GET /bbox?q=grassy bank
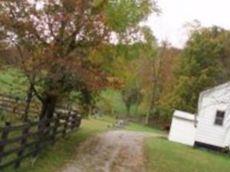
[5,117,115,172]
[145,137,230,172]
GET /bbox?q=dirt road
[61,130,159,172]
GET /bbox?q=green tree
[168,27,228,113]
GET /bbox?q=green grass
[125,122,165,134]
[4,117,115,172]
[0,68,27,98]
[145,138,230,172]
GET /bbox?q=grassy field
[145,137,230,172]
[5,117,115,172]
[125,122,165,135]
[0,68,27,97]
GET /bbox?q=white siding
[196,85,230,148]
[169,111,196,146]
[224,129,230,147]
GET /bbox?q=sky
[146,0,230,48]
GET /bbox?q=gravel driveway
[61,130,159,172]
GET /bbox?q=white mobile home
[169,82,230,150]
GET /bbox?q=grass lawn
[125,122,165,135]
[145,137,230,172]
[0,68,27,98]
[4,117,115,172]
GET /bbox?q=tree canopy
[165,27,230,113]
[0,0,157,119]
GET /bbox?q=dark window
[214,110,225,126]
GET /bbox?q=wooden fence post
[76,115,81,128]
[15,123,30,169]
[62,115,69,137]
[0,122,11,163]
[70,113,76,131]
[33,119,45,157]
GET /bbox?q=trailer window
[214,110,225,126]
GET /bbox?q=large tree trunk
[39,95,57,120]
[80,88,93,118]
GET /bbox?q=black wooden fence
[0,112,81,170]
[0,93,40,116]
[0,93,80,118]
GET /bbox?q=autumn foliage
[0,0,155,119]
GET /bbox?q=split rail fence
[0,94,82,170]
[0,112,81,170]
